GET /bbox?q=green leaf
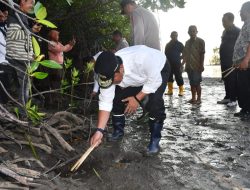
[35,6,47,20]
[34,2,43,14]
[25,134,40,160]
[14,107,20,119]
[36,19,57,28]
[39,60,63,69]
[30,62,40,73]
[32,37,40,57]
[31,72,48,80]
[25,99,32,109]
[35,54,45,62]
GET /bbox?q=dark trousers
[168,62,184,86]
[0,64,11,104]
[112,61,170,121]
[237,69,250,112]
[223,69,237,101]
[8,59,29,105]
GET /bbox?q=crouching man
[90,45,170,154]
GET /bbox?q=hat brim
[97,74,113,89]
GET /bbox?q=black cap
[94,51,122,89]
[120,0,135,14]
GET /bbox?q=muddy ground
[1,77,250,190]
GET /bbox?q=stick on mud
[70,142,98,172]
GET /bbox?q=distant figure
[47,30,75,104]
[217,13,240,107]
[120,0,160,50]
[165,31,184,96]
[112,30,129,52]
[232,1,250,118]
[183,25,205,104]
[0,3,9,104]
[48,30,75,65]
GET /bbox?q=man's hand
[90,131,103,147]
[32,23,42,33]
[122,96,139,114]
[90,91,97,98]
[69,38,76,46]
[238,59,249,70]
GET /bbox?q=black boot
[111,115,125,141]
[147,119,163,154]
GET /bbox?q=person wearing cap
[90,45,170,154]
[120,0,160,50]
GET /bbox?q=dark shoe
[234,109,249,117]
[147,119,163,154]
[111,115,125,141]
[217,99,230,104]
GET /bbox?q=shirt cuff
[99,101,113,112]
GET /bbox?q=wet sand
[58,77,250,190]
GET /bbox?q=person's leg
[234,70,249,117]
[187,71,197,103]
[0,65,9,104]
[173,63,184,96]
[146,62,168,153]
[111,86,142,140]
[228,70,237,102]
[190,86,196,103]
[246,69,250,112]
[196,84,201,103]
[194,71,202,104]
[166,63,174,95]
[9,60,29,105]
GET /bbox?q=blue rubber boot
[147,119,163,154]
[111,115,125,141]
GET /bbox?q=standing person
[0,3,9,104]
[112,30,129,52]
[233,1,250,118]
[90,45,170,154]
[120,0,160,50]
[182,25,205,104]
[165,31,184,96]
[48,30,75,65]
[217,13,240,107]
[47,29,75,104]
[6,0,41,105]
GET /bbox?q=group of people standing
[217,3,250,119]
[0,0,250,154]
[0,0,75,109]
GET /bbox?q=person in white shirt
[0,3,9,104]
[90,45,170,154]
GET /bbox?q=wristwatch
[96,128,105,134]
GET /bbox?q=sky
[155,0,247,64]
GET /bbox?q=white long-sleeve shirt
[0,25,8,65]
[99,45,166,112]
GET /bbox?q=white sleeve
[93,73,99,93]
[99,85,116,112]
[142,54,166,94]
